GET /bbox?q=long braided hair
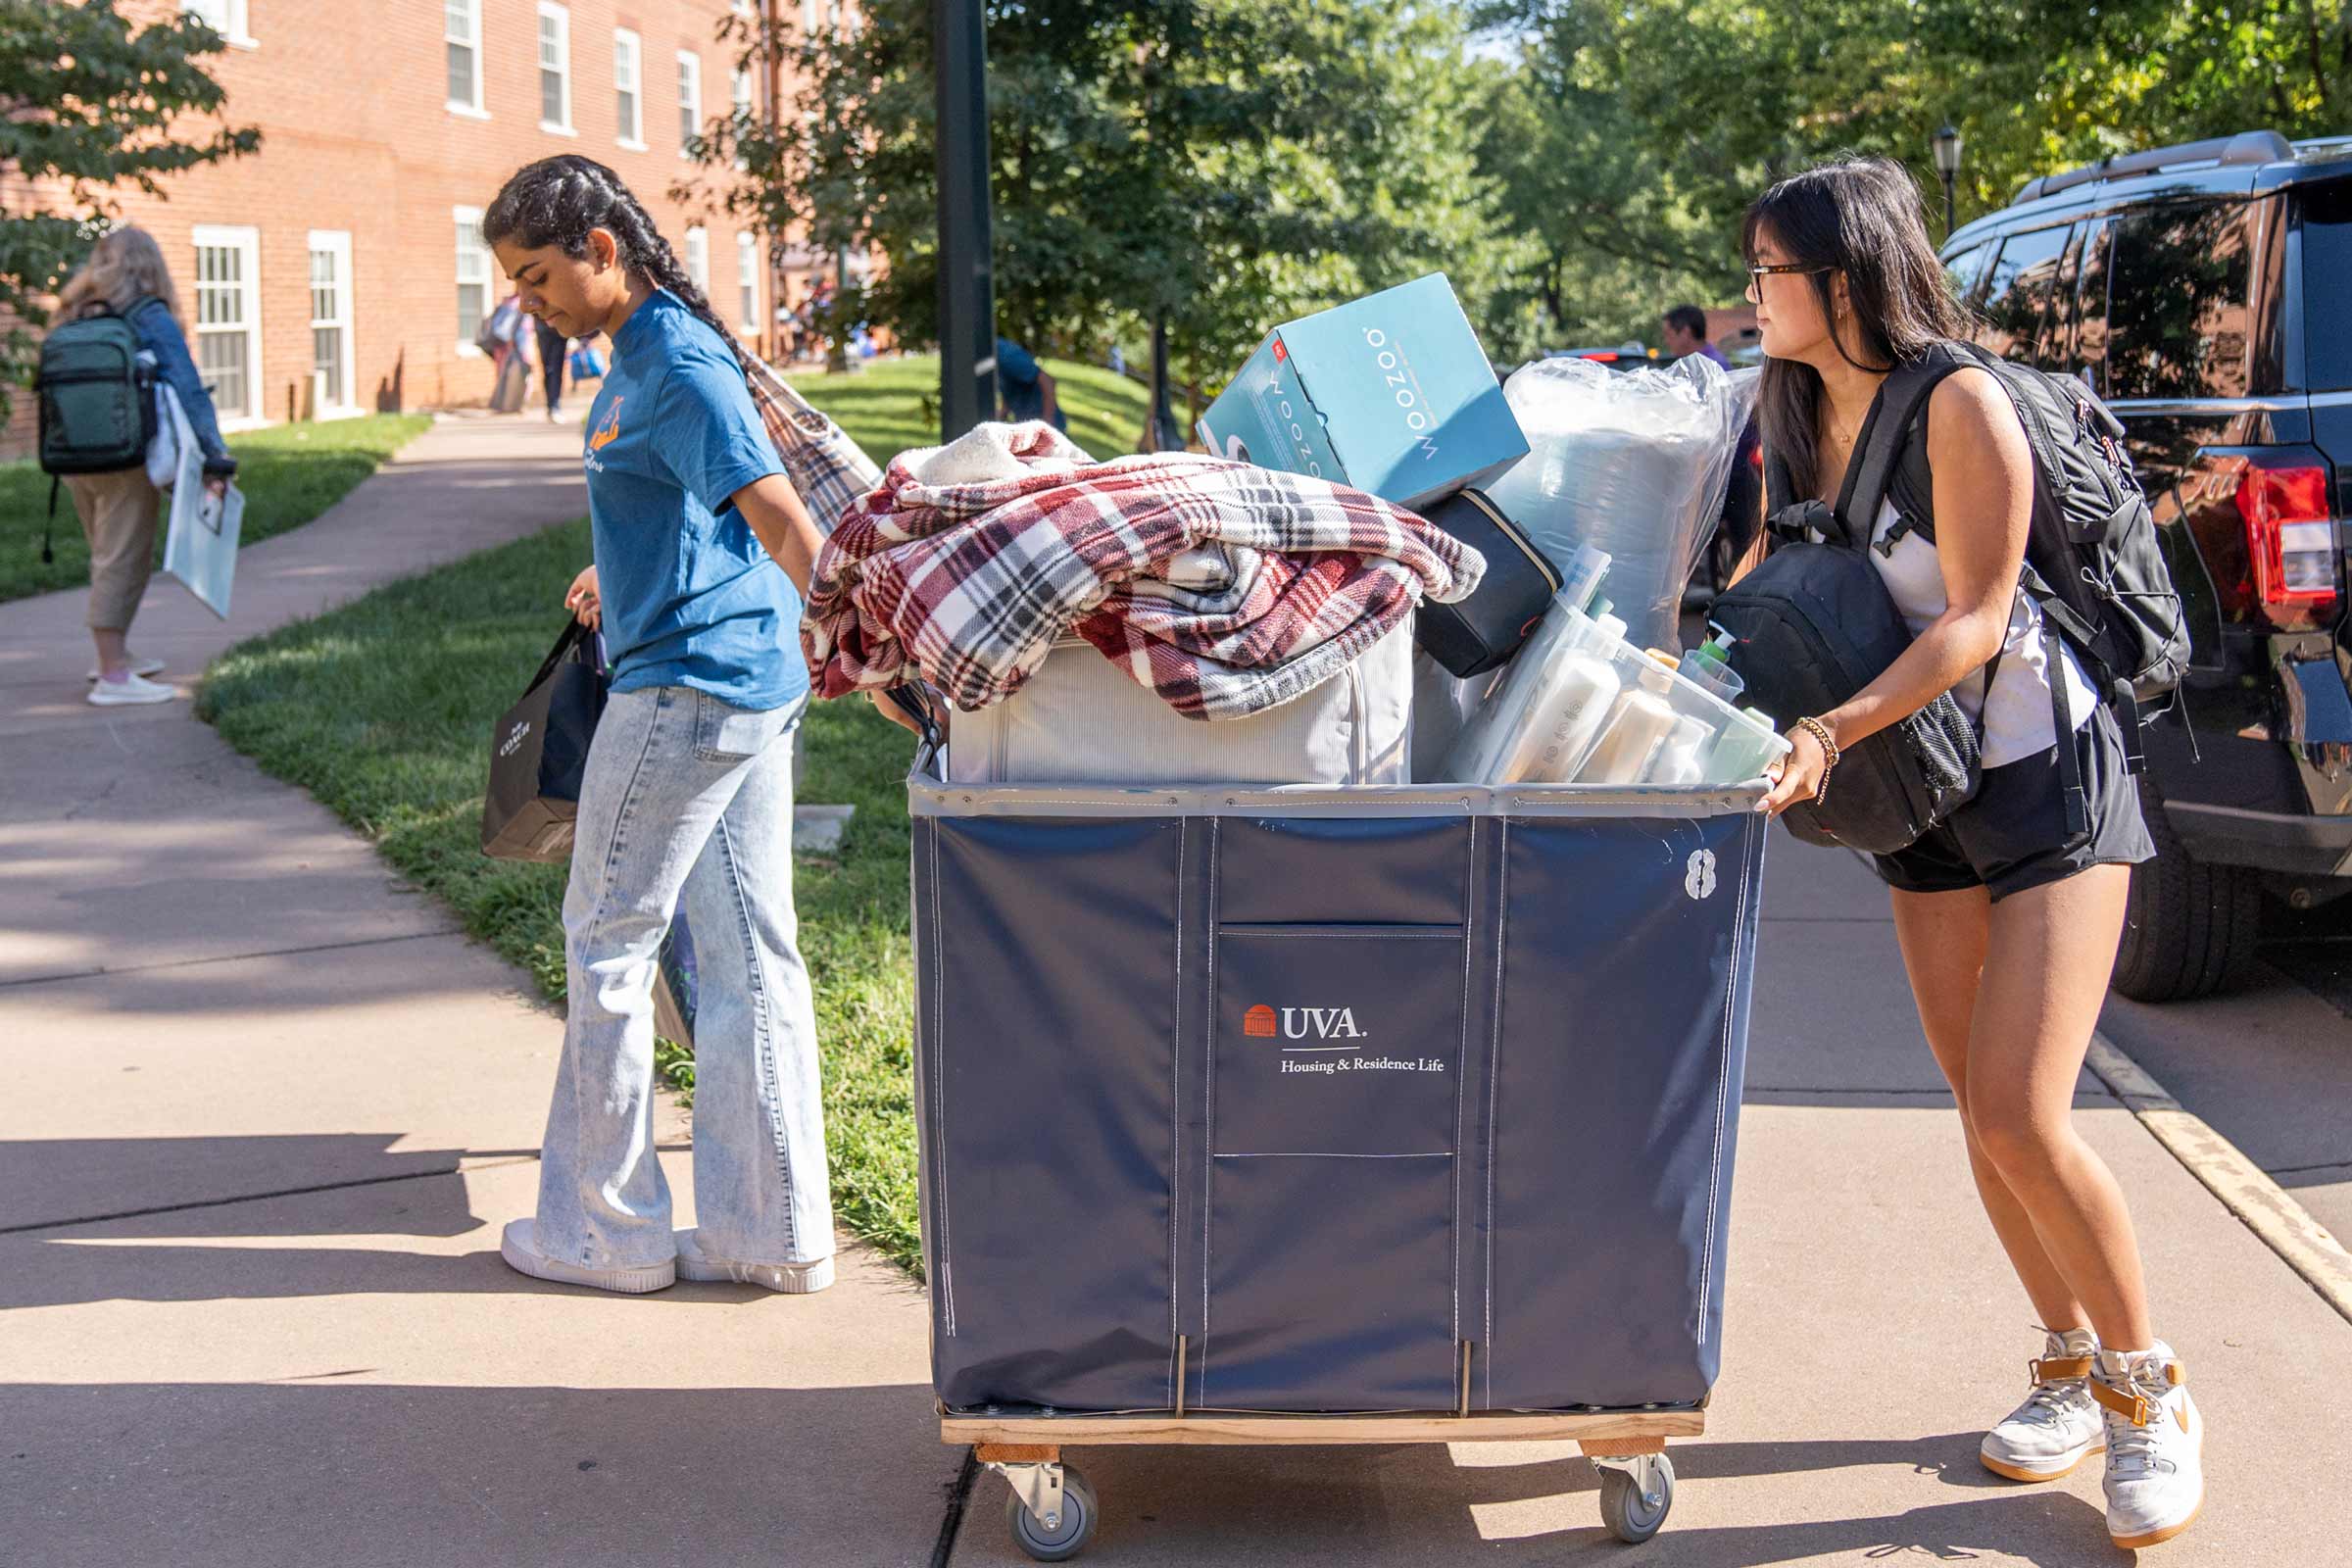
[482,154,754,378]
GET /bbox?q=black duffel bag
[481,619,609,862]
[1712,498,1982,855]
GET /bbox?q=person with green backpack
[45,226,235,706]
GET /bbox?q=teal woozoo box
[1196,273,1528,513]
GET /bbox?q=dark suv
[1943,130,2352,1000]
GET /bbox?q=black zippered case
[1413,488,1561,676]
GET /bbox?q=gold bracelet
[1793,716,1840,806]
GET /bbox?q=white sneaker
[87,671,177,707]
[674,1229,834,1294]
[2094,1342,2204,1549]
[1981,1327,2104,1482]
[499,1217,675,1295]
[86,656,167,680]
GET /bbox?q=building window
[730,67,753,168]
[445,0,484,114]
[308,231,356,415]
[737,232,760,332]
[191,225,261,422]
[537,3,572,133]
[613,28,644,149]
[455,206,491,351]
[676,51,702,156]
[685,226,710,297]
[182,0,253,46]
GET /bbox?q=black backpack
[34,297,160,563]
[1857,340,2188,715]
[1712,514,1984,855]
[1722,339,2188,848]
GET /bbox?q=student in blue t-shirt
[481,155,846,1298]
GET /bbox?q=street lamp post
[1932,122,1965,238]
[934,0,996,441]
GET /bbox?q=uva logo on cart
[1686,848,1718,902]
[1246,1004,1367,1041]
[499,718,533,759]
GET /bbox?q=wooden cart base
[947,1409,1701,1559]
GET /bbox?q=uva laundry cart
[906,758,1769,1559]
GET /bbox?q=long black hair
[483,154,753,378]
[1740,155,1974,504]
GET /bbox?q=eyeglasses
[1744,262,1828,302]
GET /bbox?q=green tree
[0,0,259,412]
[687,1,1527,425]
[1479,0,2352,347]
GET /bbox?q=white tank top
[1814,500,2096,769]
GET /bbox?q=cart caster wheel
[1597,1453,1673,1544]
[1005,1465,1097,1562]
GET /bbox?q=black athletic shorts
[1869,703,2156,904]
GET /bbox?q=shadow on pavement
[1,1381,956,1568]
[959,1436,2117,1566]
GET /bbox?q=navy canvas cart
[906,760,1769,1557]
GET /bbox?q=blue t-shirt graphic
[581,290,804,710]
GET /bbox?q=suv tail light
[2234,463,2340,615]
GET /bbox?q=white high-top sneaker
[2093,1342,2204,1549]
[1980,1327,2104,1482]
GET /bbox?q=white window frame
[684,226,710,297]
[455,205,492,357]
[190,224,263,428]
[445,0,487,118]
[612,28,645,150]
[736,232,761,333]
[536,2,574,136]
[182,0,256,49]
[675,50,702,158]
[307,230,359,419]
[729,67,753,168]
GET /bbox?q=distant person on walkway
[995,335,1065,431]
[1744,157,2193,1552]
[485,291,533,414]
[53,226,235,707]
[534,316,572,421]
[1661,304,1731,369]
[483,153,836,1297]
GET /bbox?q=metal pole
[1148,315,1179,452]
[762,0,783,366]
[934,0,995,441]
[1941,172,1956,238]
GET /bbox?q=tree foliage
[0,0,259,403]
[1474,0,2352,347]
[691,1,1526,406]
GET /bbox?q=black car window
[2074,219,2112,390]
[1942,242,1990,307]
[2105,199,2253,401]
[2295,177,2352,390]
[2035,224,2090,366]
[1977,224,2071,364]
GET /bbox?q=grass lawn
[786,353,1153,473]
[0,413,432,605]
[197,359,1151,1276]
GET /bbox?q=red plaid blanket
[802,423,1485,720]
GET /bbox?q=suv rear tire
[2112,777,2263,1002]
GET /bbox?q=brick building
[6,0,822,457]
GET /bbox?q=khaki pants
[67,468,162,632]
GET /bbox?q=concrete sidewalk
[0,412,957,1565]
[6,417,2350,1565]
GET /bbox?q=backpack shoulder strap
[1837,341,1972,550]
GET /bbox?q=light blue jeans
[533,684,832,1271]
